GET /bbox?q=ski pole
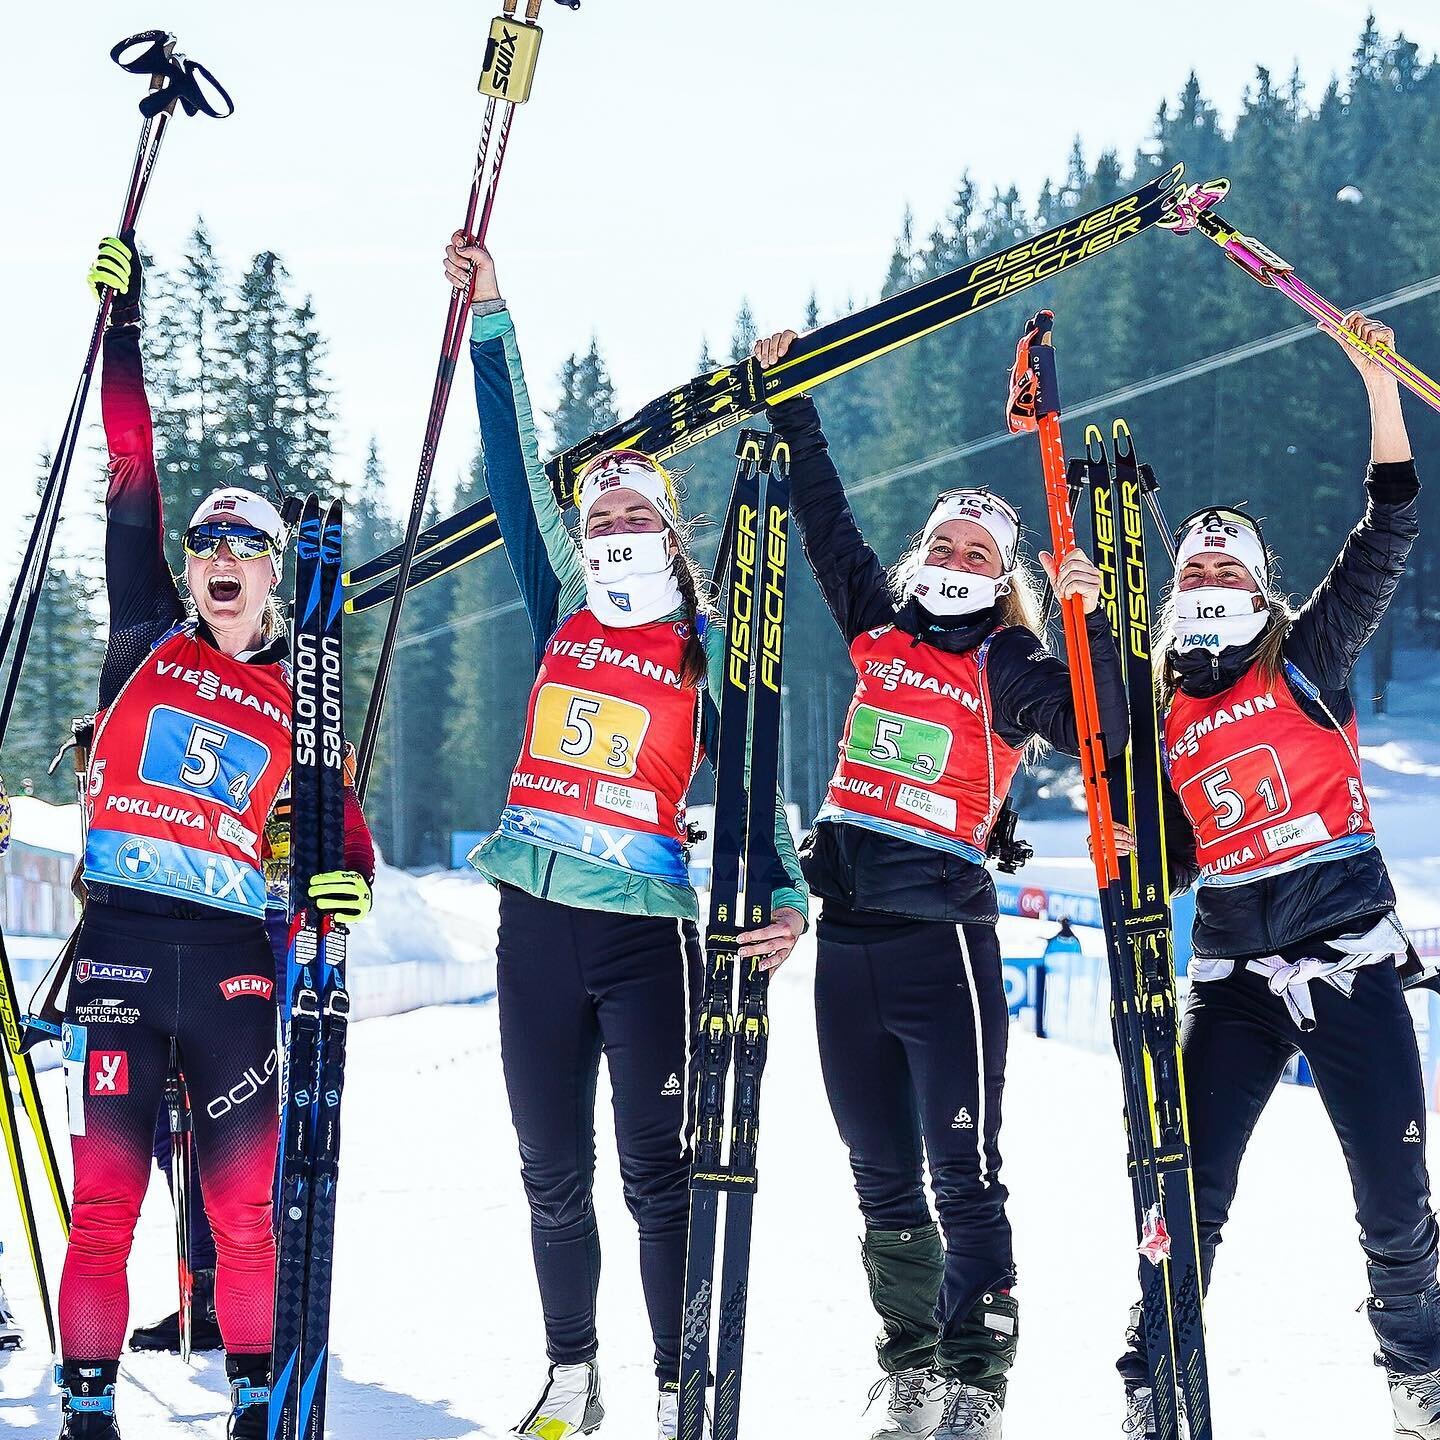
[164,1044,196,1363]
[1037,457,1087,632]
[1162,178,1440,414]
[0,33,233,752]
[353,0,576,800]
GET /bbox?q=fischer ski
[1161,178,1440,414]
[344,166,1186,612]
[271,496,348,1440]
[678,430,791,1440]
[1087,421,1212,1439]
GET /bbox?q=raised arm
[94,239,182,633]
[450,236,583,665]
[1288,312,1419,688]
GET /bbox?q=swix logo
[220,974,276,1002]
[488,23,521,95]
[206,1049,279,1120]
[88,1051,129,1096]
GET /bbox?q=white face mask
[908,565,1008,618]
[1173,586,1269,654]
[581,531,683,627]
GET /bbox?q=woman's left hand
[1040,547,1102,615]
[753,330,798,368]
[737,905,804,972]
[1322,310,1398,388]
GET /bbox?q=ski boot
[1388,1367,1440,1438]
[933,1379,1003,1440]
[57,1360,121,1439]
[865,1367,948,1437]
[511,1362,604,1438]
[1120,1383,1155,1438]
[655,1381,710,1439]
[127,1268,223,1353]
[225,1354,271,1440]
[0,1272,22,1352]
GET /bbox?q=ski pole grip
[478,11,544,103]
[110,30,176,76]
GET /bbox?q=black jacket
[1163,461,1419,960]
[768,395,1128,924]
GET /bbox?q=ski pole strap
[111,31,235,118]
[1004,309,1060,430]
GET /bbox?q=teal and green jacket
[465,301,809,926]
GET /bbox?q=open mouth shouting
[207,575,243,605]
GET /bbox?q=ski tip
[1112,418,1136,463]
[1084,422,1105,450]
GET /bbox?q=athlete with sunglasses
[57,236,376,1440]
[444,235,808,1440]
[1110,314,1440,1439]
[753,328,1124,1440]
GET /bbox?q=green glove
[87,234,142,325]
[308,869,372,924]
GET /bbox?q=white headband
[919,489,1020,572]
[1175,511,1269,590]
[578,453,680,532]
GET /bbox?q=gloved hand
[308,869,372,924]
[87,233,142,326]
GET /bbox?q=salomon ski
[271,496,348,1440]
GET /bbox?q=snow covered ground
[0,923,1414,1439]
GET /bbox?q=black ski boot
[57,1359,121,1439]
[127,1268,223,1353]
[225,1353,271,1440]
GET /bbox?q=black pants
[496,883,701,1384]
[1119,961,1440,1383]
[815,903,1015,1354]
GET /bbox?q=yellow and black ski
[345,165,1185,614]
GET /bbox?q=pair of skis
[1008,315,1210,1440]
[677,431,792,1440]
[271,496,350,1440]
[341,165,1188,615]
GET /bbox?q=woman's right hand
[445,230,500,303]
[88,235,135,303]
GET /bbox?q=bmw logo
[116,838,160,881]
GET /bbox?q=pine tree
[547,339,619,453]
[728,300,759,365]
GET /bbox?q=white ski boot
[865,1367,948,1437]
[1390,1366,1440,1438]
[655,1384,709,1439]
[511,1362,604,1438]
[933,1379,1003,1439]
[0,1274,21,1352]
[1120,1384,1155,1438]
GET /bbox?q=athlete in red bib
[756,327,1124,1438]
[1111,313,1440,1440]
[56,237,375,1440]
[450,237,809,1440]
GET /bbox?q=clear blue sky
[2,0,1435,561]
